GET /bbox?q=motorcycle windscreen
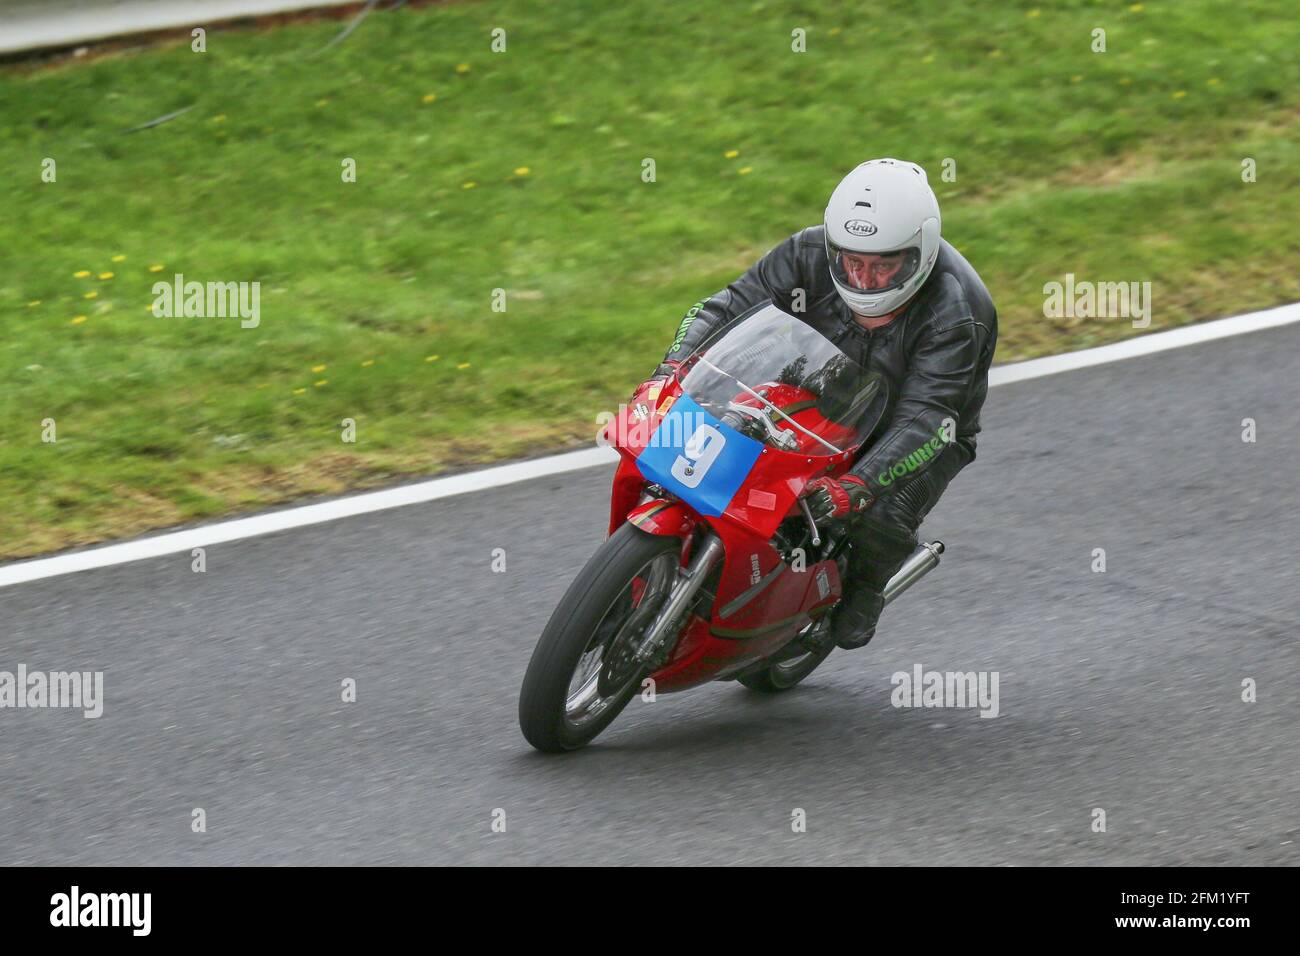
[676,303,890,455]
[634,392,764,517]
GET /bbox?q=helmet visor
[827,241,921,294]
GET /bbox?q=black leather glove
[803,474,875,523]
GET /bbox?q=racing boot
[831,526,916,650]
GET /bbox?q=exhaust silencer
[882,541,945,606]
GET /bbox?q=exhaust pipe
[882,541,945,606]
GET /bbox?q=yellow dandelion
[921,53,935,64]
[514,166,530,176]
[99,272,114,279]
[1027,9,1041,17]
[315,99,329,108]
[149,264,164,272]
[425,355,440,362]
[111,254,126,263]
[724,149,740,158]
[455,63,470,74]
[311,364,327,373]
[423,93,437,103]
[74,270,91,278]
[84,291,98,299]
[71,315,87,325]
[145,305,155,313]
[1207,77,1221,86]
[1129,3,1144,11]
[1173,90,1186,99]
[361,359,375,367]
[738,166,753,175]
[293,387,306,395]
[314,380,328,387]
[829,27,842,36]
[213,114,227,123]
[456,362,471,369]
[988,49,1003,58]
[1071,74,1083,83]
[462,181,477,189]
[27,300,41,307]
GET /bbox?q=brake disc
[597,628,645,698]
[597,594,670,697]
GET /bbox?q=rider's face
[839,251,906,291]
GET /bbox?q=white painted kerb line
[989,301,1300,386]
[0,447,618,588]
[2,302,1298,589]
[0,1,359,56]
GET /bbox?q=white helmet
[823,158,941,317]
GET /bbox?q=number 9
[671,424,726,488]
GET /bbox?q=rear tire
[519,523,682,752]
[736,621,834,693]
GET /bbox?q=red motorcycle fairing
[604,379,860,540]
[602,375,855,693]
[624,497,696,538]
[648,540,844,692]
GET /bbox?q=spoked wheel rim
[563,551,679,730]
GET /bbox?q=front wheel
[519,523,683,752]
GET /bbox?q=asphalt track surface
[2,323,1297,865]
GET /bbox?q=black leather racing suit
[653,226,998,591]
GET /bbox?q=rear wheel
[736,619,834,693]
[519,523,683,752]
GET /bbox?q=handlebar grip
[720,410,747,431]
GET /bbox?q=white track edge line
[3,302,1298,588]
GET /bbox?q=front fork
[632,532,725,666]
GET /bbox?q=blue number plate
[635,393,764,517]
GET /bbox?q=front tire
[519,523,682,752]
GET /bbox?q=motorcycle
[518,303,947,751]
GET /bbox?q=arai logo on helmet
[844,219,877,237]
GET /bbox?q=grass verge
[1,0,1297,559]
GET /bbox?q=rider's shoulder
[914,240,996,332]
[793,224,827,250]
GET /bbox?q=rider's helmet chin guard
[823,158,942,317]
